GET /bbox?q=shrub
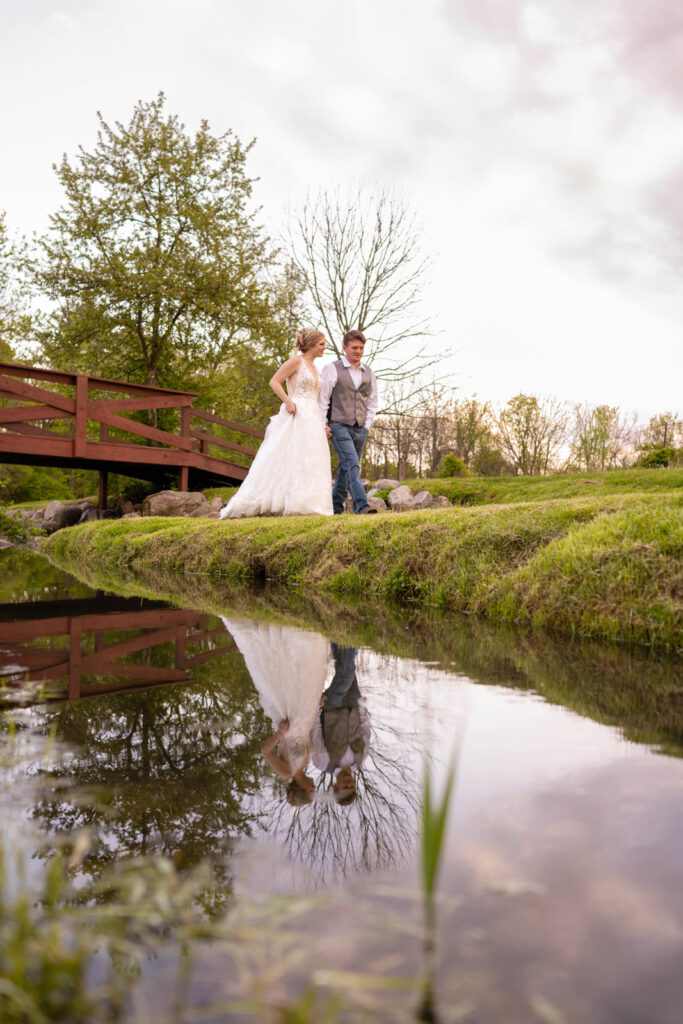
[638,445,681,469]
[437,454,468,478]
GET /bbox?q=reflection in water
[222,617,419,883]
[2,548,683,1023]
[220,617,327,806]
[0,596,236,703]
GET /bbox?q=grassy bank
[36,545,683,755]
[45,490,682,651]
[402,466,683,505]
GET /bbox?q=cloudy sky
[2,0,682,419]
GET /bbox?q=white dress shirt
[318,356,379,429]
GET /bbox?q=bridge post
[98,470,108,512]
[74,375,88,458]
[68,619,82,701]
[178,405,191,491]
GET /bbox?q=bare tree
[496,393,569,476]
[288,186,437,381]
[415,378,459,475]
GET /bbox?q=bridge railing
[0,361,264,486]
[0,599,237,704]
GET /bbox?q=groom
[319,329,379,515]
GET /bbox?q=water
[1,547,681,1023]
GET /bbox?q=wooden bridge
[0,596,237,704]
[0,361,265,505]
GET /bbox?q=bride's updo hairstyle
[295,327,324,354]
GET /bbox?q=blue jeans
[329,421,369,514]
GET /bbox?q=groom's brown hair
[343,330,366,346]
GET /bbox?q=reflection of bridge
[0,361,265,504]
[0,597,236,703]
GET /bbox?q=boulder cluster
[6,499,103,535]
[3,480,449,544]
[359,478,451,513]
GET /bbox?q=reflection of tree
[280,761,418,887]
[30,651,271,895]
[258,705,422,886]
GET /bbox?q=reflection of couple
[221,618,370,806]
[220,328,379,518]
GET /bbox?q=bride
[220,328,333,518]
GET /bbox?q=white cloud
[0,0,681,415]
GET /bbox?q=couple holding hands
[221,329,378,519]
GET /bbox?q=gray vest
[328,360,373,426]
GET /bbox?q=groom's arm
[319,363,336,433]
[364,371,379,430]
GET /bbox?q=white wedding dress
[221,617,330,773]
[220,359,333,518]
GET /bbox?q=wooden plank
[0,404,70,424]
[3,422,65,439]
[182,644,237,668]
[0,650,69,672]
[68,675,189,698]
[93,406,192,451]
[79,623,197,664]
[0,363,75,386]
[89,393,191,415]
[74,375,88,458]
[0,617,70,642]
[68,619,82,700]
[84,662,187,681]
[190,429,259,457]
[0,374,75,413]
[77,608,203,632]
[0,434,72,457]
[0,361,197,397]
[191,407,265,439]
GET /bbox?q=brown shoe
[360,507,378,514]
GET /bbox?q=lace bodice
[291,359,321,401]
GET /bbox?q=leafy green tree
[450,396,508,475]
[0,211,35,361]
[496,394,568,476]
[36,94,298,420]
[570,403,636,471]
[640,412,681,450]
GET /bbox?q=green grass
[201,485,239,502]
[402,466,683,505]
[44,490,682,651]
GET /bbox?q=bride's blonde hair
[295,327,324,354]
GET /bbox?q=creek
[1,546,681,1024]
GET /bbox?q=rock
[43,501,84,532]
[141,490,207,517]
[430,495,451,508]
[121,512,142,519]
[367,496,388,512]
[387,485,416,511]
[374,478,401,491]
[121,499,136,515]
[412,490,435,510]
[190,497,224,519]
[29,509,45,524]
[77,508,100,524]
[366,487,380,498]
